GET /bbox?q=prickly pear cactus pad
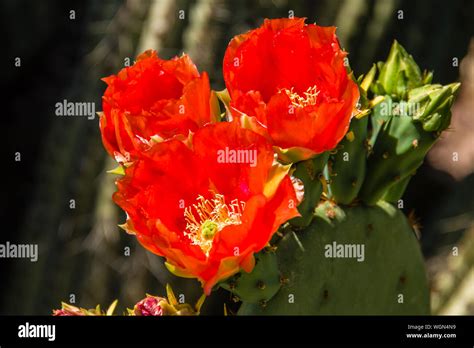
[220,250,281,305]
[238,202,430,315]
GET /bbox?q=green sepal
[409,82,460,132]
[107,165,125,175]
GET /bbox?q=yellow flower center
[281,85,319,108]
[184,193,245,256]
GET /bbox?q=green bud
[372,40,432,100]
[358,41,460,205]
[409,82,460,132]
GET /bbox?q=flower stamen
[184,193,245,256]
[281,85,319,108]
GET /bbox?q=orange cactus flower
[113,122,299,294]
[223,18,360,162]
[100,50,219,164]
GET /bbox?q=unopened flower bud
[133,296,166,316]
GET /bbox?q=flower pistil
[184,193,246,256]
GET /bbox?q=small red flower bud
[133,296,165,316]
[52,303,86,316]
[52,308,84,316]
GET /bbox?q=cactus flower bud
[133,296,165,316]
[372,40,432,100]
[359,40,460,205]
[129,285,207,316]
[409,82,461,132]
[52,303,86,316]
[52,300,117,316]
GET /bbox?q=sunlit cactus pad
[239,201,430,315]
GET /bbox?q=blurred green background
[1,0,474,315]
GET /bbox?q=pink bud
[134,296,164,316]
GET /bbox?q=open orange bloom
[113,122,299,294]
[100,50,219,163]
[223,18,359,162]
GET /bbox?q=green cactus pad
[330,116,369,205]
[289,152,329,227]
[238,201,430,315]
[383,174,412,204]
[220,250,281,304]
[359,96,437,205]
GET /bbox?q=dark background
[1,0,474,315]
